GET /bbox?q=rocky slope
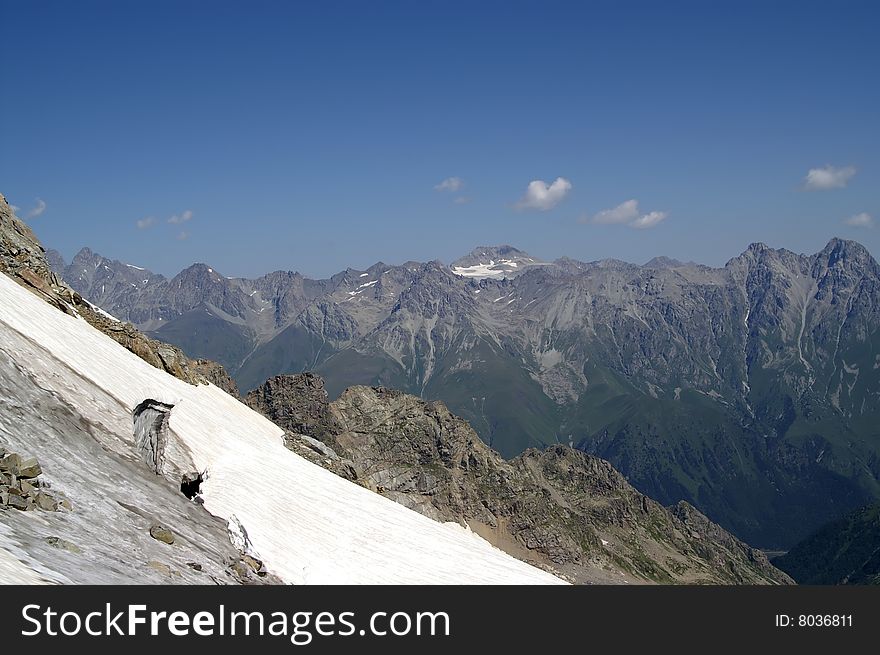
[245,374,791,585]
[53,236,880,548]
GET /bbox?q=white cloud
[591,199,640,224]
[453,196,471,205]
[176,231,189,241]
[630,211,668,229]
[434,177,464,192]
[844,212,873,227]
[136,216,155,230]
[26,198,46,219]
[515,177,572,211]
[588,199,668,229]
[11,205,20,214]
[168,209,194,224]
[804,165,856,190]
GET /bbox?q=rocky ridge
[245,373,792,585]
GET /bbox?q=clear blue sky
[2,0,878,278]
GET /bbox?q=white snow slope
[0,273,563,584]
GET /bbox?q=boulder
[19,480,36,496]
[242,554,265,575]
[149,525,175,545]
[35,492,57,511]
[7,494,29,511]
[0,453,20,472]
[16,457,42,479]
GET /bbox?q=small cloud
[515,177,572,211]
[11,205,20,213]
[434,177,464,192]
[630,210,668,229]
[136,216,155,230]
[176,231,189,241]
[453,196,471,205]
[168,209,194,224]
[804,165,856,191]
[590,199,640,224]
[26,198,47,219]
[844,212,873,228]
[588,199,668,229]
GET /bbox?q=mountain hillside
[774,503,880,584]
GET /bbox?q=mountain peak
[643,256,684,269]
[450,245,544,280]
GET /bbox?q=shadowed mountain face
[52,239,880,548]
[774,503,880,584]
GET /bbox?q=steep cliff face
[0,194,237,395]
[246,374,792,585]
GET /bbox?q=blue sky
[2,0,878,278]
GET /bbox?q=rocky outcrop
[245,373,342,443]
[0,193,238,394]
[0,447,71,512]
[244,374,358,481]
[246,374,792,585]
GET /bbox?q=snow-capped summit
[450,245,545,280]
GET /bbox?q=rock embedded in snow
[149,525,175,545]
[0,448,65,513]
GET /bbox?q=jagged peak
[818,237,872,260]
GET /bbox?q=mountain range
[49,238,880,548]
[1,192,791,584]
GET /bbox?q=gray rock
[7,494,30,511]
[15,457,42,479]
[242,554,265,575]
[44,536,83,554]
[34,492,57,511]
[0,453,20,472]
[146,560,177,577]
[149,525,175,545]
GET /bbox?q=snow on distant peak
[125,263,145,271]
[450,246,547,280]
